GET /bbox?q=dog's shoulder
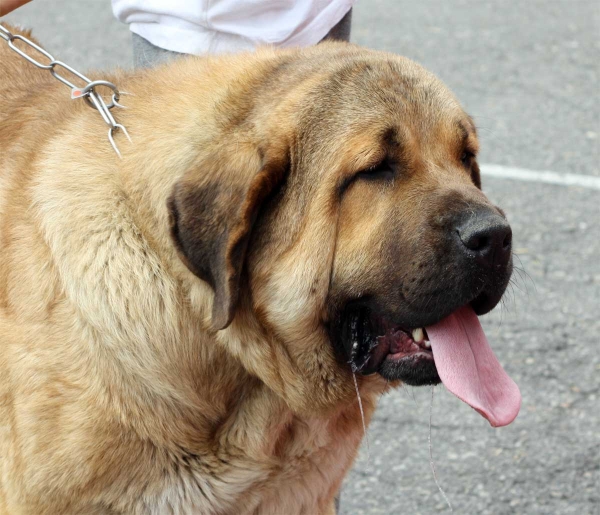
[0,25,52,108]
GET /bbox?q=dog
[0,25,519,514]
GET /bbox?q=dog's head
[167,44,513,415]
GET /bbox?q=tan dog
[0,26,517,514]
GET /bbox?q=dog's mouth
[341,307,438,385]
[338,301,522,427]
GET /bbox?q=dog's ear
[168,145,287,330]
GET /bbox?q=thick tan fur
[0,26,482,514]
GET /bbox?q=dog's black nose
[456,211,512,268]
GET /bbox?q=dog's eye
[355,160,395,182]
[460,151,475,167]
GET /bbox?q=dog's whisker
[508,282,519,309]
[498,297,506,325]
[503,283,514,307]
[400,383,419,407]
[512,267,530,286]
[508,277,526,297]
[409,386,418,405]
[380,379,391,399]
[509,284,517,309]
[512,255,536,292]
[429,386,453,512]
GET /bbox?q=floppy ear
[168,146,287,330]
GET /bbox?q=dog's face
[326,111,511,385]
[169,45,512,410]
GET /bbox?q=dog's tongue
[426,306,521,427]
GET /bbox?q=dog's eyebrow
[382,126,401,148]
[457,119,480,154]
[459,117,478,138]
[457,120,470,142]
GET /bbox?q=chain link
[0,23,130,157]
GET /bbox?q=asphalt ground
[3,1,599,514]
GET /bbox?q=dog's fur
[0,26,492,514]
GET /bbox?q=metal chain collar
[0,23,131,157]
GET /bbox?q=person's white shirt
[112,0,355,55]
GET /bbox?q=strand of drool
[429,386,453,512]
[352,371,370,462]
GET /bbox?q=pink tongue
[426,306,521,427]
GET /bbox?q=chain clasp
[0,23,131,157]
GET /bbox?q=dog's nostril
[503,232,512,249]
[465,234,489,253]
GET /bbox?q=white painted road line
[480,164,600,191]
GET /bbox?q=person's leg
[132,8,352,68]
[320,8,352,43]
[132,33,183,69]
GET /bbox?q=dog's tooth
[412,328,424,343]
[424,340,431,348]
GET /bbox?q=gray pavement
[3,1,599,514]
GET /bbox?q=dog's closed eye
[355,159,395,182]
[460,150,475,168]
